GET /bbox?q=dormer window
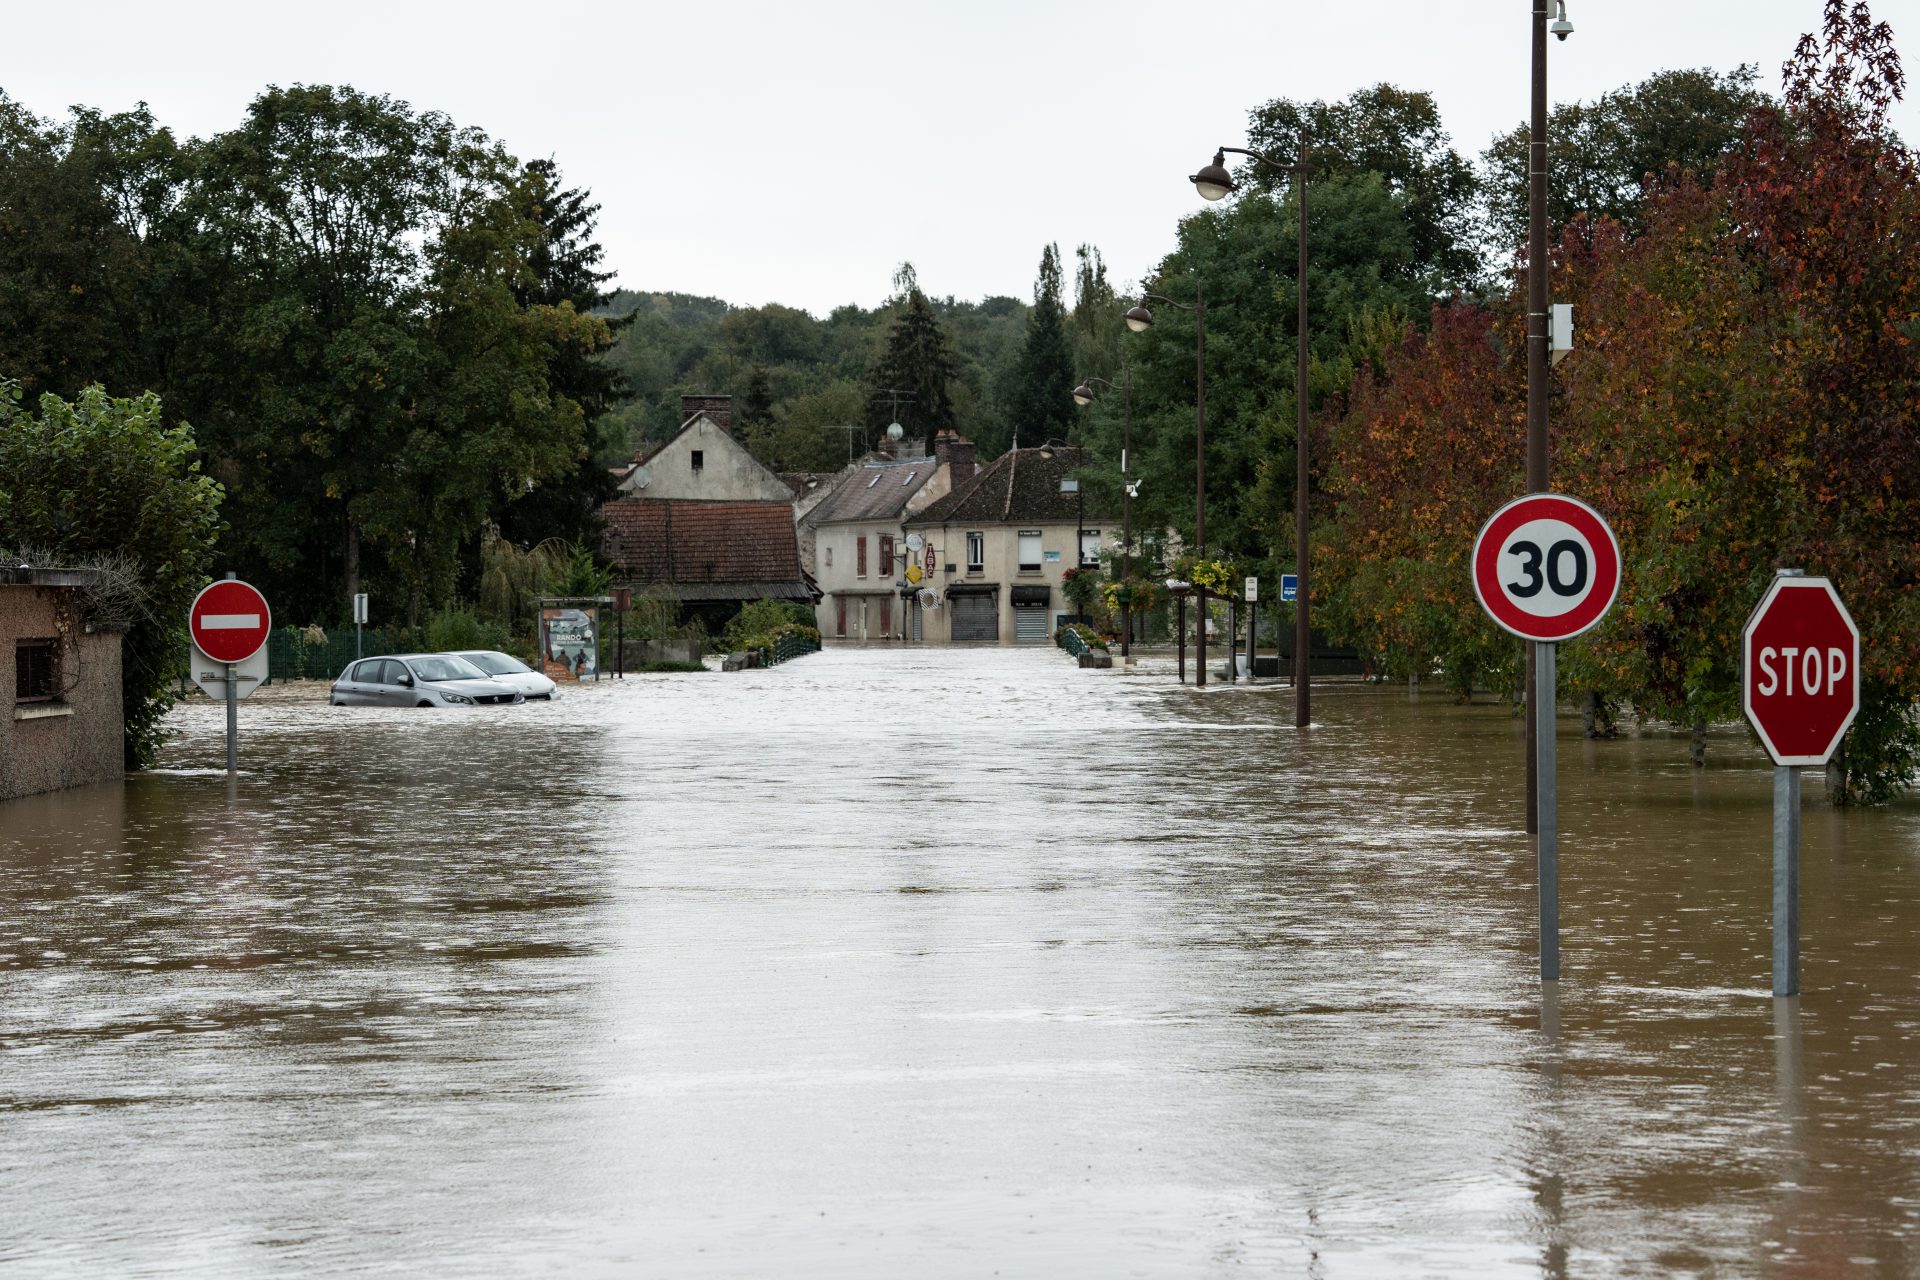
[691,450,704,472]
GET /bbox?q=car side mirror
[398,674,413,687]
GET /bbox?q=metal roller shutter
[1012,605,1049,643]
[951,593,998,641]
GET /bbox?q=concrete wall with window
[617,415,793,503]
[813,523,909,641]
[909,522,1113,644]
[1,584,123,802]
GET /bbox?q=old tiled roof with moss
[906,444,1105,526]
[599,498,814,602]
[805,456,938,525]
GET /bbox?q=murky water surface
[3,648,1918,1276]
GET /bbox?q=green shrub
[425,604,509,654]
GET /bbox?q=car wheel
[418,701,434,708]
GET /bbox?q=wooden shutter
[856,536,867,577]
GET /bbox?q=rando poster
[540,606,598,681]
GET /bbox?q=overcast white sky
[6,1,1915,314]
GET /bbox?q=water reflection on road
[2,647,1917,1276]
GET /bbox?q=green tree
[864,264,959,449]
[1246,83,1482,290]
[999,243,1076,446]
[0,383,224,767]
[1479,66,1771,253]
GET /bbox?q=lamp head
[1190,150,1235,202]
[1071,382,1095,406]
[1550,0,1572,40]
[1123,305,1154,334]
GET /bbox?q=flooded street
[3,646,1918,1276]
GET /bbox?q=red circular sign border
[1471,494,1622,642]
[188,580,272,664]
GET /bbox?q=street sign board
[1471,494,1621,642]
[353,592,368,624]
[905,533,925,553]
[188,642,268,701]
[189,579,271,663]
[1280,574,1298,603]
[1244,577,1258,602]
[1742,574,1860,766]
[906,563,923,585]
[924,546,936,572]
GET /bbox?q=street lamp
[1190,141,1312,728]
[1125,284,1211,687]
[1525,0,1574,835]
[1069,374,1135,656]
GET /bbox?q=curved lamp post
[1070,374,1136,656]
[1125,286,1210,687]
[1191,141,1311,728]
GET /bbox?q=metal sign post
[1472,494,1622,982]
[225,663,238,773]
[1741,570,1860,997]
[353,592,368,658]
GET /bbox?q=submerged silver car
[329,654,525,707]
[446,650,558,700]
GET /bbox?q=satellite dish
[886,422,905,442]
[630,464,652,490]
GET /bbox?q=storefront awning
[1010,585,1052,606]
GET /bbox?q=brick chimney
[936,430,976,483]
[681,394,732,433]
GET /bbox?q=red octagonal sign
[1742,575,1859,766]
[189,579,272,664]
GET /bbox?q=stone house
[905,443,1115,644]
[1,568,123,801]
[803,434,971,643]
[612,395,794,503]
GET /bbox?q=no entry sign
[189,579,271,664]
[1742,574,1859,766]
[1472,494,1622,642]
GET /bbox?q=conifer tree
[1001,243,1076,445]
[864,263,958,447]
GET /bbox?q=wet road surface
[3,647,1918,1276]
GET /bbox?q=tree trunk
[1689,717,1708,767]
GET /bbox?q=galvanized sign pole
[1471,493,1620,982]
[225,662,238,774]
[1741,569,1860,998]
[1536,640,1558,979]
[1772,764,1800,995]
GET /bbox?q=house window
[1080,528,1102,568]
[1018,531,1043,572]
[879,534,894,578]
[857,535,868,578]
[14,639,58,704]
[825,546,833,568]
[691,450,704,472]
[967,531,985,572]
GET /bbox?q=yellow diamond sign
[906,563,923,585]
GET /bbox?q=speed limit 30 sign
[1472,494,1622,642]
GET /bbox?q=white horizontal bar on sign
[201,614,261,629]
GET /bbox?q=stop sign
[189,579,272,664]
[1742,574,1859,766]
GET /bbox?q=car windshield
[408,655,487,683]
[460,652,530,676]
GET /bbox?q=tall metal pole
[224,662,237,775]
[1121,380,1133,657]
[1195,280,1208,689]
[1294,144,1312,728]
[1773,765,1802,997]
[1537,640,1559,980]
[1526,0,1552,835]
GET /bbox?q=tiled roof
[908,444,1109,526]
[779,471,837,498]
[600,499,808,591]
[805,457,937,525]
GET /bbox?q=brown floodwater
[1,647,1916,1277]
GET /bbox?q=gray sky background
[7,1,1915,314]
